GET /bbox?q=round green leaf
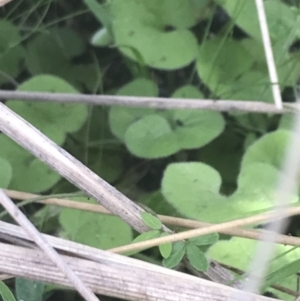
[125,114,180,158]
[162,162,231,223]
[7,75,88,145]
[158,232,172,259]
[132,230,161,243]
[186,243,209,272]
[109,78,157,139]
[25,27,94,90]
[188,233,219,246]
[162,241,186,268]
[229,162,298,218]
[26,27,85,75]
[196,37,254,95]
[172,109,225,149]
[117,78,158,97]
[59,197,132,249]
[123,230,161,256]
[279,114,296,132]
[170,85,225,149]
[111,0,199,70]
[110,107,154,140]
[0,135,61,192]
[241,130,293,171]
[0,157,12,188]
[141,212,162,230]
[0,75,88,192]
[172,85,204,99]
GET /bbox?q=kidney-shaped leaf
[0,75,88,192]
[0,157,12,188]
[59,197,132,249]
[109,78,157,139]
[161,162,233,223]
[241,130,293,171]
[172,109,225,149]
[111,0,199,70]
[125,114,180,158]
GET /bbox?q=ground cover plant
[1,0,300,300]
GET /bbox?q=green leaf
[0,75,88,192]
[231,162,298,216]
[162,162,230,223]
[222,71,273,102]
[0,20,25,85]
[196,37,254,95]
[241,130,293,171]
[216,0,300,88]
[186,243,209,272]
[15,278,44,301]
[141,212,162,230]
[208,237,300,300]
[132,230,161,243]
[162,241,186,268]
[264,0,300,44]
[196,129,244,185]
[0,281,16,301]
[125,114,180,158]
[59,197,132,250]
[7,75,88,145]
[126,230,161,256]
[171,86,225,149]
[158,232,172,259]
[25,27,96,90]
[172,85,204,99]
[0,158,12,188]
[112,82,224,159]
[264,258,300,288]
[216,0,261,40]
[171,109,225,149]
[0,136,61,193]
[26,27,85,75]
[109,78,158,140]
[83,0,112,31]
[89,149,124,183]
[110,0,199,70]
[162,157,298,225]
[189,233,219,246]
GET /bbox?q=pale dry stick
[4,188,300,247]
[0,274,12,281]
[0,102,234,284]
[0,190,99,301]
[255,0,282,109]
[0,102,150,232]
[0,221,293,300]
[0,243,279,301]
[0,89,298,113]
[0,0,12,6]
[108,206,300,254]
